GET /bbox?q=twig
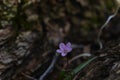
[97,7,119,49]
[73,72,80,80]
[64,53,91,68]
[69,53,91,64]
[22,73,37,80]
[38,54,59,80]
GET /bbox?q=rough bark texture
[0,27,119,80]
[79,39,120,80]
[0,27,43,80]
[0,0,120,80]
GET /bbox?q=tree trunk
[0,27,120,80]
[78,39,120,80]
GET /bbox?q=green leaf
[58,70,66,80]
[71,57,97,75]
[63,57,97,80]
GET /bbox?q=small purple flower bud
[56,42,72,56]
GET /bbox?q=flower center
[64,49,68,53]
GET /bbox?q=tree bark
[78,39,120,80]
[0,27,120,80]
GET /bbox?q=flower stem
[39,54,59,80]
[97,7,119,49]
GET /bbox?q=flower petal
[56,49,62,53]
[61,52,67,56]
[66,42,72,52]
[59,43,66,51]
[66,42,71,48]
[66,47,72,52]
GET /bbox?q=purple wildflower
[56,42,72,56]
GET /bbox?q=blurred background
[0,0,120,80]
